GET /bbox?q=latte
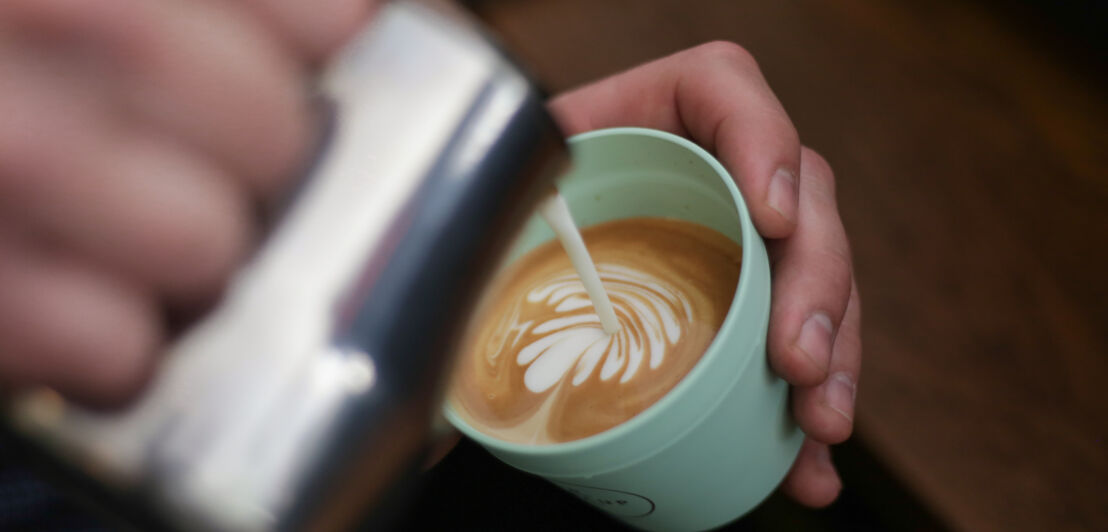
[449,217,741,444]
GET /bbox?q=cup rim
[444,126,764,460]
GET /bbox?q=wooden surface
[469,1,1108,530]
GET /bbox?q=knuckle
[848,281,862,320]
[247,95,312,191]
[773,348,825,387]
[818,248,855,299]
[252,0,370,60]
[788,249,852,325]
[2,0,72,24]
[118,141,253,298]
[137,179,250,298]
[797,394,852,444]
[162,205,249,297]
[3,0,144,50]
[801,146,836,190]
[777,118,802,153]
[693,40,760,71]
[0,263,159,406]
[85,321,159,406]
[303,0,370,59]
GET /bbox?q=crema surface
[450,218,741,444]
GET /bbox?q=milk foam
[498,264,692,393]
[450,216,742,444]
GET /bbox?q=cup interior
[447,127,758,455]
[505,129,744,263]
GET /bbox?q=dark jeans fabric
[0,463,105,531]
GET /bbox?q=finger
[0,230,160,406]
[244,0,378,62]
[0,0,312,195]
[766,147,853,387]
[778,438,842,508]
[550,41,801,238]
[0,61,252,304]
[793,281,862,444]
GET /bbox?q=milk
[537,193,621,335]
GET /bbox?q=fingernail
[795,312,833,372]
[767,167,798,224]
[824,372,856,422]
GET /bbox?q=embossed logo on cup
[553,482,656,518]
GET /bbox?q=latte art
[512,264,693,393]
[451,218,742,444]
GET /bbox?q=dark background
[3,1,1104,531]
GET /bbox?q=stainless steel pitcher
[0,1,568,530]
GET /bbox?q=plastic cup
[444,127,803,531]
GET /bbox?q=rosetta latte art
[450,218,742,444]
[511,264,692,394]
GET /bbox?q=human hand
[0,0,373,406]
[550,42,862,507]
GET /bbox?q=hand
[551,42,862,507]
[0,0,373,406]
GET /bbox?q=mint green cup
[444,127,804,531]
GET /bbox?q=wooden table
[468,1,1108,530]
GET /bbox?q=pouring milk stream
[537,193,622,335]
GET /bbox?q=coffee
[449,217,741,444]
